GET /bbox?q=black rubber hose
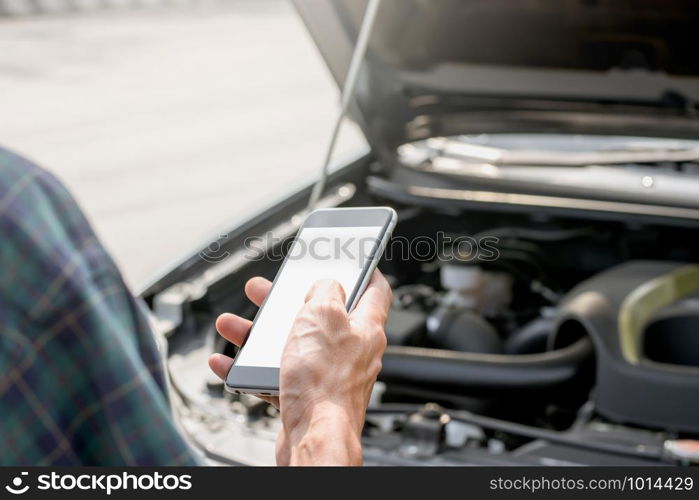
[379,337,593,396]
[504,316,556,354]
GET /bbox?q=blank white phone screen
[233,225,384,368]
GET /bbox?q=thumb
[304,279,347,307]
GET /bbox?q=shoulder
[0,146,122,325]
[0,146,85,227]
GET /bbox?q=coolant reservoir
[440,264,512,317]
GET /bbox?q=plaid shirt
[0,147,197,465]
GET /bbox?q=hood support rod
[307,0,382,210]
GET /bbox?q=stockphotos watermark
[4,470,192,496]
[199,232,501,265]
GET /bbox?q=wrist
[284,402,363,465]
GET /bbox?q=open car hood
[292,0,699,154]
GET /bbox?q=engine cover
[552,261,699,433]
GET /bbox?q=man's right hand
[208,270,392,466]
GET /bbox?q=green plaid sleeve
[0,147,198,465]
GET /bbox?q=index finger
[349,269,392,326]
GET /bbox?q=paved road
[0,0,365,288]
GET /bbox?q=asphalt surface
[0,0,365,288]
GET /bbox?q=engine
[355,212,699,465]
[161,205,699,465]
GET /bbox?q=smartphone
[225,206,397,396]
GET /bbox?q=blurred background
[0,0,366,287]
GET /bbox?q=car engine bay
[151,134,699,466]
